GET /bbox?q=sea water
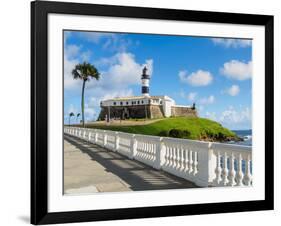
[226,130,252,174]
[231,129,252,146]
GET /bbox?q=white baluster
[153,143,156,161]
[184,149,189,172]
[139,141,142,158]
[188,150,193,175]
[148,143,151,161]
[164,146,168,166]
[236,154,244,186]
[243,154,252,186]
[145,142,149,160]
[180,147,185,171]
[88,132,91,142]
[175,147,180,169]
[166,146,170,167]
[94,131,98,144]
[173,147,177,169]
[142,142,145,159]
[168,146,172,167]
[228,153,236,186]
[103,131,107,147]
[214,151,222,185]
[221,152,229,186]
[192,151,198,176]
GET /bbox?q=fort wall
[171,106,197,117]
[98,104,197,120]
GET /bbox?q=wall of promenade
[64,127,252,187]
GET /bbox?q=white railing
[64,127,252,187]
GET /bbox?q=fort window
[113,102,116,105]
[126,102,129,105]
[137,101,140,104]
[141,100,144,104]
[120,102,123,105]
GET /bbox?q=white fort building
[98,67,197,120]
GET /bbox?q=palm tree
[69,112,74,126]
[72,62,100,127]
[76,113,81,123]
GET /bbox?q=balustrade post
[228,153,236,186]
[154,137,165,170]
[94,130,98,144]
[130,135,137,159]
[114,132,119,152]
[103,130,107,147]
[88,132,92,142]
[195,143,216,187]
[243,154,252,186]
[220,152,229,186]
[236,154,244,186]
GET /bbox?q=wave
[243,135,252,141]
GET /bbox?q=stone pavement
[64,134,197,194]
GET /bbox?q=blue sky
[64,30,252,130]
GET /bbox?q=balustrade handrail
[64,126,252,187]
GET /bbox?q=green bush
[215,132,226,141]
[158,130,169,137]
[168,129,191,139]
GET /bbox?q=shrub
[168,129,191,139]
[215,132,226,141]
[158,130,169,137]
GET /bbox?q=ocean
[230,130,252,146]
[226,130,252,173]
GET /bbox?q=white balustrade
[211,143,252,187]
[116,132,132,158]
[64,127,252,187]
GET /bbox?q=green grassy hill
[85,117,239,142]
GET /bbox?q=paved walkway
[64,134,197,194]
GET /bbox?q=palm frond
[71,62,100,81]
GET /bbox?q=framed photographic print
[31,0,274,224]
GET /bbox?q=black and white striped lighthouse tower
[141,66,150,96]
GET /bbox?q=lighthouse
[141,66,150,96]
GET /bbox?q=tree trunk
[81,80,86,127]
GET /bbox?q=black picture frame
[31,0,274,224]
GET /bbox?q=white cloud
[78,32,117,44]
[226,85,240,96]
[64,44,81,59]
[211,38,252,48]
[64,51,153,121]
[203,106,252,129]
[76,32,133,52]
[219,106,251,129]
[220,60,252,80]
[187,92,197,101]
[80,50,92,62]
[92,52,153,90]
[67,104,78,115]
[64,54,80,90]
[179,70,213,86]
[205,111,217,121]
[199,95,215,105]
